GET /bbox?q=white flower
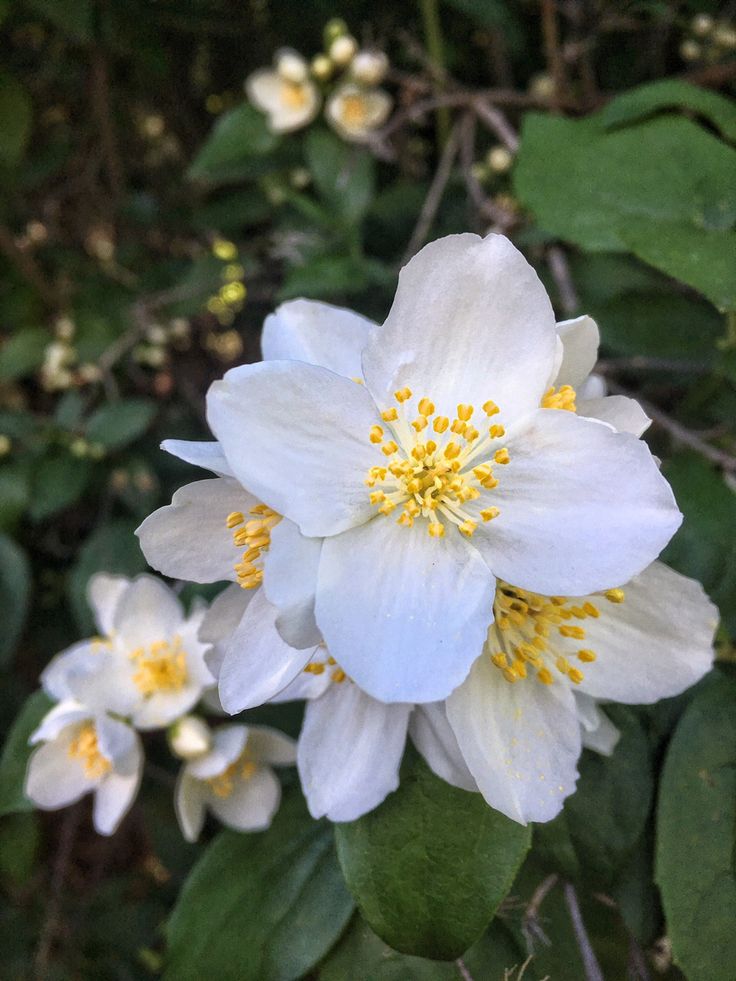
[329,34,358,67]
[174,723,295,841]
[41,574,215,730]
[202,585,411,823]
[245,53,320,134]
[204,233,681,703]
[25,700,143,835]
[351,50,389,86]
[325,83,392,142]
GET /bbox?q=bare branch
[563,882,604,981]
[546,245,578,316]
[402,121,462,263]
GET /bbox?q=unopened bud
[0,435,11,457]
[311,54,333,81]
[276,48,309,84]
[713,23,736,49]
[529,72,555,101]
[351,50,389,86]
[486,145,513,173]
[691,13,714,37]
[679,39,702,61]
[169,716,212,760]
[324,18,348,45]
[329,34,358,68]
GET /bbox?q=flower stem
[419,0,450,149]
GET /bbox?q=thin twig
[471,100,519,152]
[540,0,568,111]
[402,121,462,263]
[563,883,605,981]
[458,113,516,233]
[455,957,474,981]
[34,804,83,979]
[89,47,124,204]
[522,873,558,951]
[546,245,578,315]
[0,223,58,308]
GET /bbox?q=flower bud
[691,13,714,37]
[324,18,348,45]
[169,716,212,760]
[679,39,701,61]
[0,435,11,458]
[276,48,308,85]
[351,50,389,86]
[528,72,555,101]
[311,54,333,81]
[713,23,736,49]
[329,34,358,68]
[486,145,513,174]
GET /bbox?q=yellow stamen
[68,723,111,780]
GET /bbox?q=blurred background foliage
[0,0,734,978]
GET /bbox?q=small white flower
[351,50,389,86]
[25,700,143,835]
[203,586,411,823]
[169,715,213,760]
[325,83,392,142]
[245,53,320,134]
[175,723,295,841]
[41,574,215,730]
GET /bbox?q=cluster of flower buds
[133,317,192,369]
[245,20,392,143]
[205,238,247,327]
[680,12,736,62]
[40,317,103,392]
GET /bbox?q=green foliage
[165,790,354,981]
[0,690,52,816]
[0,71,31,169]
[188,104,280,185]
[0,328,48,381]
[85,397,156,450]
[335,755,531,960]
[0,533,31,667]
[656,672,736,981]
[598,79,736,141]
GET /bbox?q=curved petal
[410,703,477,793]
[40,641,100,702]
[577,374,606,401]
[298,684,410,821]
[575,694,620,757]
[162,439,234,477]
[93,744,142,835]
[131,683,203,730]
[447,656,581,824]
[187,725,248,780]
[136,478,256,584]
[96,716,139,775]
[25,730,96,809]
[577,395,651,437]
[473,409,681,595]
[30,701,91,744]
[113,575,184,650]
[208,765,281,831]
[246,70,320,133]
[263,519,322,649]
[362,233,557,428]
[269,656,333,702]
[88,574,129,636]
[207,361,379,536]
[200,584,251,649]
[555,316,600,388]
[261,299,376,378]
[315,518,495,703]
[245,725,297,766]
[42,645,140,718]
[574,562,717,704]
[175,771,207,843]
[218,589,315,714]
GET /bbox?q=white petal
[325,85,392,142]
[261,298,376,378]
[42,644,141,717]
[113,575,184,650]
[136,478,256,584]
[269,657,334,702]
[577,374,606,400]
[263,519,322,648]
[315,518,494,703]
[246,70,320,133]
[187,725,248,780]
[207,361,379,536]
[93,742,143,835]
[25,728,96,809]
[245,725,297,766]
[447,657,581,824]
[473,409,681,595]
[199,584,251,649]
[88,574,129,636]
[162,439,234,477]
[577,395,651,437]
[218,589,316,714]
[298,684,410,821]
[362,234,557,428]
[574,562,717,704]
[131,684,203,730]
[175,771,208,843]
[30,700,91,744]
[208,765,281,830]
[96,716,139,775]
[40,641,99,701]
[409,703,477,793]
[554,316,600,388]
[575,694,620,757]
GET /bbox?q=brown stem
[34,804,83,979]
[546,245,578,315]
[89,47,124,205]
[540,0,567,111]
[402,121,462,263]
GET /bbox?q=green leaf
[0,328,48,382]
[0,461,31,530]
[28,452,92,521]
[305,130,376,225]
[599,80,736,142]
[0,812,40,887]
[0,73,32,169]
[515,113,736,309]
[656,673,736,981]
[0,534,31,667]
[85,398,156,450]
[164,791,354,981]
[334,755,531,960]
[26,0,93,40]
[0,691,52,817]
[188,104,279,184]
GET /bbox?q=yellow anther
[68,724,111,780]
[464,426,479,442]
[444,442,461,459]
[411,445,426,461]
[426,439,437,454]
[502,667,518,683]
[451,419,467,435]
[483,400,499,416]
[332,668,347,683]
[226,511,244,528]
[428,522,445,538]
[304,662,325,675]
[489,424,505,438]
[494,448,510,465]
[457,404,474,421]
[513,659,528,678]
[379,500,396,515]
[412,416,428,432]
[568,668,584,684]
[480,474,499,489]
[556,656,570,673]
[370,425,384,443]
[537,668,554,685]
[394,387,412,403]
[605,588,625,604]
[578,649,597,662]
[397,512,414,527]
[542,385,577,412]
[381,407,398,422]
[405,499,420,516]
[559,625,586,640]
[241,760,257,780]
[433,416,449,433]
[458,520,477,537]
[369,490,385,504]
[480,506,500,522]
[382,440,399,456]
[132,637,188,695]
[491,652,508,668]
[418,398,435,416]
[473,463,492,480]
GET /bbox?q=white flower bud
[351,50,389,86]
[713,23,736,49]
[311,54,333,81]
[486,145,514,174]
[691,13,714,37]
[679,39,702,61]
[330,34,358,68]
[276,49,309,85]
[0,435,11,458]
[169,716,213,760]
[528,73,555,101]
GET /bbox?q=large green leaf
[0,534,31,667]
[598,79,736,142]
[165,791,354,981]
[0,327,48,381]
[68,520,147,632]
[0,691,52,817]
[656,673,736,981]
[187,104,279,184]
[305,129,376,226]
[85,398,156,450]
[334,755,531,960]
[515,113,736,309]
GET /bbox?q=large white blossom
[202,233,681,703]
[25,700,143,835]
[41,574,215,730]
[174,722,296,841]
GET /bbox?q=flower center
[541,385,577,412]
[340,94,368,128]
[366,388,509,539]
[68,723,111,780]
[207,752,258,799]
[488,583,625,686]
[227,504,282,589]
[303,652,348,684]
[131,637,188,695]
[281,81,309,109]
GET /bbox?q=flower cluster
[25,574,295,838]
[135,232,718,826]
[245,20,392,142]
